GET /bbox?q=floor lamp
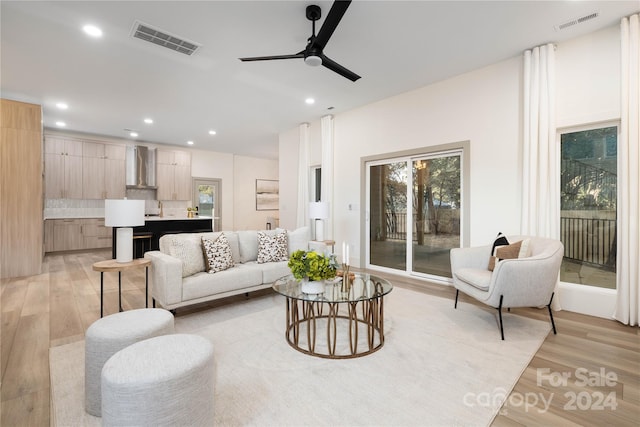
[105,199,145,263]
[309,201,329,242]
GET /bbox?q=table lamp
[309,201,329,241]
[105,199,145,263]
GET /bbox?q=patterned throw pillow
[201,234,234,273]
[257,231,288,264]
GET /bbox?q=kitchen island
[112,216,213,259]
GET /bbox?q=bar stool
[132,233,153,259]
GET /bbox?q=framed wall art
[256,179,279,211]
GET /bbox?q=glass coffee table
[272,273,393,359]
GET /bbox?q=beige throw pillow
[488,240,528,271]
[167,237,206,278]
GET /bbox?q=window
[310,166,321,202]
[559,125,617,288]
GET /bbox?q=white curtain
[521,43,560,309]
[320,115,334,239]
[296,123,310,228]
[521,43,558,239]
[614,14,640,326]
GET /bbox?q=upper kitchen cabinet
[82,142,126,199]
[44,137,83,199]
[157,149,191,201]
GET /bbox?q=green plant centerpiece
[288,250,337,293]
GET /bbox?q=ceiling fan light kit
[304,55,322,67]
[239,0,360,82]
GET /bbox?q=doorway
[193,178,222,231]
[366,149,463,281]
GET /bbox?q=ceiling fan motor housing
[306,5,321,21]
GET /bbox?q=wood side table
[92,258,151,317]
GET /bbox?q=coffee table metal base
[284,296,386,359]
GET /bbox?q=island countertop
[143,215,213,221]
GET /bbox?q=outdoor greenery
[381,156,461,241]
[561,126,617,210]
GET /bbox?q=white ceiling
[1,1,638,159]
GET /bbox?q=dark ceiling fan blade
[239,53,304,62]
[314,0,351,50]
[321,54,360,82]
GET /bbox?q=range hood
[126,146,157,189]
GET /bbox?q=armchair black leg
[497,295,505,340]
[454,289,459,309]
[547,292,557,335]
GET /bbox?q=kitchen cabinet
[52,219,84,251]
[44,137,83,199]
[157,149,191,201]
[82,142,126,199]
[45,218,112,252]
[82,218,112,249]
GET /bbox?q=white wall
[278,24,625,319]
[556,25,621,128]
[278,127,299,230]
[233,155,279,230]
[192,151,280,231]
[281,56,524,265]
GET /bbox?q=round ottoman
[84,308,174,416]
[101,334,215,426]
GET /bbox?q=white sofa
[145,227,312,310]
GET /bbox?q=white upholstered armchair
[450,236,564,340]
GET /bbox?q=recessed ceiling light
[55,121,66,127]
[208,130,217,135]
[187,140,194,145]
[83,25,103,38]
[144,118,153,124]
[305,98,315,105]
[56,102,68,110]
[130,132,139,137]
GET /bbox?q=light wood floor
[1,250,638,426]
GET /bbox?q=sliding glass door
[367,151,462,280]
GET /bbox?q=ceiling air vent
[131,21,201,55]
[555,11,599,31]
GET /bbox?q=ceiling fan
[239,0,361,82]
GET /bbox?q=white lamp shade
[104,199,145,227]
[309,201,330,219]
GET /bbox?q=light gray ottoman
[84,308,174,416]
[101,334,215,426]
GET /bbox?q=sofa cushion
[237,230,259,263]
[455,268,492,291]
[257,231,288,263]
[165,235,206,278]
[241,260,290,284]
[278,226,309,256]
[202,234,234,273]
[181,266,263,301]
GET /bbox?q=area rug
[50,287,550,426]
